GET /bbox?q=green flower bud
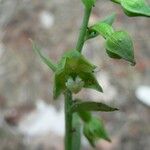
[83,117,111,147]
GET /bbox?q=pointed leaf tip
[30,39,57,72]
[101,12,116,25]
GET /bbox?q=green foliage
[112,0,150,17]
[83,116,111,147]
[92,22,114,39]
[77,111,110,146]
[88,22,135,65]
[86,13,116,40]
[31,40,57,72]
[53,50,102,99]
[71,99,119,112]
[78,110,92,123]
[32,0,150,149]
[105,31,136,65]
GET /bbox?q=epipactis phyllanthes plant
[31,0,150,149]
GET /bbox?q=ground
[0,0,150,150]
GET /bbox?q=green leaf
[71,100,119,112]
[121,0,150,17]
[53,50,103,99]
[77,108,92,122]
[30,39,57,72]
[60,50,96,73]
[92,23,114,39]
[53,69,66,99]
[78,110,92,123]
[105,31,136,65]
[83,117,111,147]
[112,0,150,17]
[81,0,96,9]
[86,13,116,40]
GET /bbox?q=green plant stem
[76,8,92,53]
[64,89,73,150]
[64,7,93,150]
[72,113,81,150]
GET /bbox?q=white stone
[18,100,65,137]
[135,85,150,106]
[39,11,55,29]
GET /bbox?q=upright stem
[76,8,92,53]
[64,7,93,150]
[72,113,81,150]
[64,89,73,150]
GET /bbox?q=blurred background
[0,0,150,150]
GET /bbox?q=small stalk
[64,89,73,150]
[76,8,92,53]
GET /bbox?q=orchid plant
[31,0,150,149]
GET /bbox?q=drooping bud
[83,117,111,147]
